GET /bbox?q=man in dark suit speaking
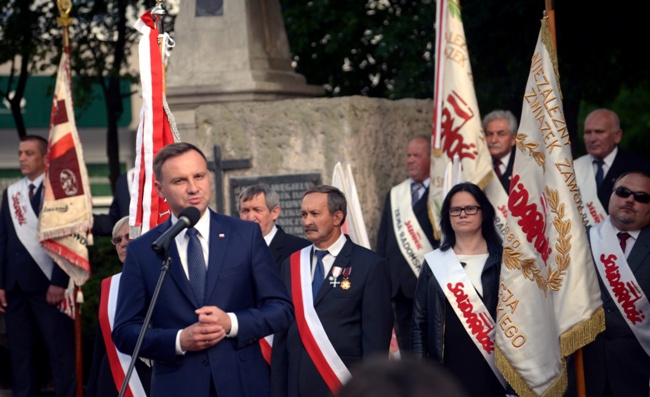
[112,142,293,397]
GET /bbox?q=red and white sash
[574,155,607,226]
[425,249,506,388]
[8,180,53,279]
[259,335,273,365]
[289,247,351,394]
[99,274,147,397]
[590,219,650,355]
[390,179,435,277]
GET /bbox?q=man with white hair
[483,109,518,192]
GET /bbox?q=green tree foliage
[281,0,436,99]
[281,0,650,159]
[0,0,175,189]
[0,0,60,136]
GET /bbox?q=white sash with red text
[7,180,53,279]
[425,249,506,388]
[590,219,650,355]
[99,274,147,396]
[290,247,351,394]
[390,179,434,277]
[574,155,607,226]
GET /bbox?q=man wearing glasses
[581,171,650,396]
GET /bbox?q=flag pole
[151,0,167,97]
[544,2,587,396]
[545,0,557,49]
[55,3,84,396]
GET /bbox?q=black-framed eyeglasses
[111,233,131,245]
[613,186,650,204]
[449,205,482,216]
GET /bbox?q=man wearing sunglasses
[574,108,650,226]
[581,171,650,396]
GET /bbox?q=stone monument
[166,0,323,138]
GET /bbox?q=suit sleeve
[0,189,9,288]
[411,262,431,358]
[231,225,294,349]
[376,193,391,257]
[361,255,393,355]
[112,244,179,363]
[92,173,130,237]
[270,256,291,397]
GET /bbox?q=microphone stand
[118,250,172,397]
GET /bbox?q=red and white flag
[38,48,94,318]
[429,0,495,239]
[494,17,604,397]
[129,11,179,238]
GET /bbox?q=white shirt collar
[499,151,512,168]
[315,232,347,256]
[410,177,431,189]
[590,146,618,169]
[26,173,45,188]
[173,208,211,244]
[264,225,278,246]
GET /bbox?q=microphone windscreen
[179,206,201,227]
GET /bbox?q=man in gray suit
[582,170,650,396]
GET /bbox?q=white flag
[331,162,370,249]
[429,0,493,239]
[494,17,605,397]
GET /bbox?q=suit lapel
[628,227,650,273]
[31,184,43,215]
[269,229,284,264]
[314,238,353,303]
[158,221,197,306]
[413,187,429,215]
[205,211,228,302]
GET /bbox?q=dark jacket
[597,148,650,212]
[498,148,516,192]
[410,243,502,361]
[376,185,439,299]
[268,225,310,267]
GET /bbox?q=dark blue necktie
[594,159,605,188]
[312,250,328,299]
[411,182,423,206]
[186,227,207,305]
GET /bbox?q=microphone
[152,206,201,258]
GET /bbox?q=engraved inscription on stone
[196,0,223,16]
[230,174,321,236]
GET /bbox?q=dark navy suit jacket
[112,209,293,397]
[268,225,310,267]
[597,148,650,212]
[0,184,69,292]
[581,224,650,396]
[497,148,516,192]
[271,237,394,397]
[376,186,438,299]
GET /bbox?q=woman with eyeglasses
[86,217,151,397]
[411,182,513,397]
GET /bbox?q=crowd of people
[1,107,649,397]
